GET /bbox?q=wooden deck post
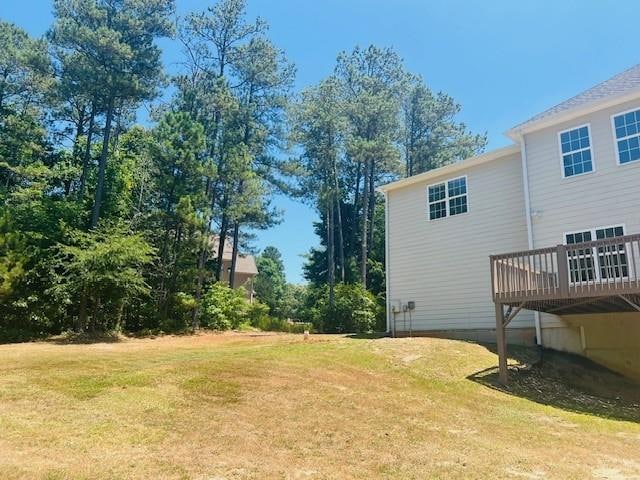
[557,244,569,297]
[495,302,508,384]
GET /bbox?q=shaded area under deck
[491,233,640,383]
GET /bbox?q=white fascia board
[377,144,520,193]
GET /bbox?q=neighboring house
[211,237,258,301]
[380,65,640,381]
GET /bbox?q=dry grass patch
[0,332,639,479]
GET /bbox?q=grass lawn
[1,332,639,479]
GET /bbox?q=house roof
[380,65,640,194]
[377,144,520,193]
[508,64,640,138]
[210,236,258,275]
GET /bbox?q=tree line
[0,0,485,341]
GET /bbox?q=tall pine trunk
[367,158,376,260]
[360,158,371,287]
[327,193,335,308]
[67,105,87,196]
[352,159,362,250]
[192,238,208,329]
[229,221,240,288]
[228,176,246,287]
[333,158,345,283]
[192,145,219,328]
[90,96,115,228]
[77,287,88,332]
[215,206,229,282]
[78,100,96,199]
[229,107,252,287]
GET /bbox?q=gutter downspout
[383,190,392,335]
[519,134,542,345]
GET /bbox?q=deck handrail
[491,233,640,302]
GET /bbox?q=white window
[427,176,468,220]
[565,225,628,284]
[612,108,640,165]
[558,124,594,178]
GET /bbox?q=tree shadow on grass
[468,344,640,423]
[344,332,389,340]
[46,331,125,345]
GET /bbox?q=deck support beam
[494,302,525,385]
[619,295,640,312]
[495,303,508,384]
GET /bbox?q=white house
[380,65,640,380]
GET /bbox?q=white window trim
[557,123,596,179]
[426,174,469,221]
[563,224,629,284]
[610,107,640,167]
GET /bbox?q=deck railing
[491,233,640,303]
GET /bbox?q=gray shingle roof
[511,64,640,131]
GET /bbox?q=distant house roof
[508,64,640,137]
[210,236,258,275]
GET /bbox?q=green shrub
[164,292,198,331]
[300,283,379,333]
[253,316,313,333]
[245,300,312,333]
[247,300,271,326]
[201,282,248,330]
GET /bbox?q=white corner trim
[384,191,391,334]
[519,134,542,345]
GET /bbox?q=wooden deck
[490,233,640,383]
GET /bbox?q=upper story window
[558,125,593,178]
[427,176,468,220]
[613,109,640,165]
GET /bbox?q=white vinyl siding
[387,152,534,332]
[523,97,640,327]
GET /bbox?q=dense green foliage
[0,0,484,341]
[292,46,485,329]
[299,283,381,333]
[253,246,287,317]
[201,282,249,330]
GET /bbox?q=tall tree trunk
[77,287,88,332]
[90,96,115,229]
[360,158,371,287]
[215,206,229,282]
[67,105,87,196]
[192,235,208,329]
[229,106,252,288]
[229,221,240,289]
[115,299,125,332]
[367,158,376,260]
[333,160,345,283]
[192,143,221,324]
[327,195,335,308]
[228,176,246,288]
[167,223,183,318]
[78,100,96,199]
[352,158,362,240]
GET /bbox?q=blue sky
[2,0,639,283]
